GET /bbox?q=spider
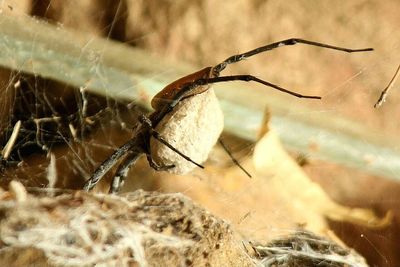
[83,38,372,193]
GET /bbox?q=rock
[150,89,224,175]
[0,187,252,267]
[0,182,369,267]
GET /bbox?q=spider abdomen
[150,88,223,174]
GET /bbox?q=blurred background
[0,1,399,266]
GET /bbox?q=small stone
[150,89,224,174]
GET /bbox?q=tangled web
[0,69,140,188]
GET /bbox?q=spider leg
[213,38,373,74]
[84,138,140,191]
[146,154,175,171]
[149,129,205,169]
[109,151,142,194]
[138,114,205,169]
[219,139,252,178]
[161,75,320,115]
[208,75,321,99]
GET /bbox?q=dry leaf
[253,128,391,231]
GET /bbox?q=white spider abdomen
[150,88,224,174]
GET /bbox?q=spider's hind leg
[109,152,141,194]
[84,138,139,191]
[146,154,175,171]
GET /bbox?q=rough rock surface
[150,89,224,175]
[0,182,371,267]
[0,185,252,267]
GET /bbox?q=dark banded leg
[164,75,321,115]
[213,38,373,74]
[109,151,141,194]
[139,114,205,169]
[219,139,252,178]
[84,138,139,191]
[146,154,175,171]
